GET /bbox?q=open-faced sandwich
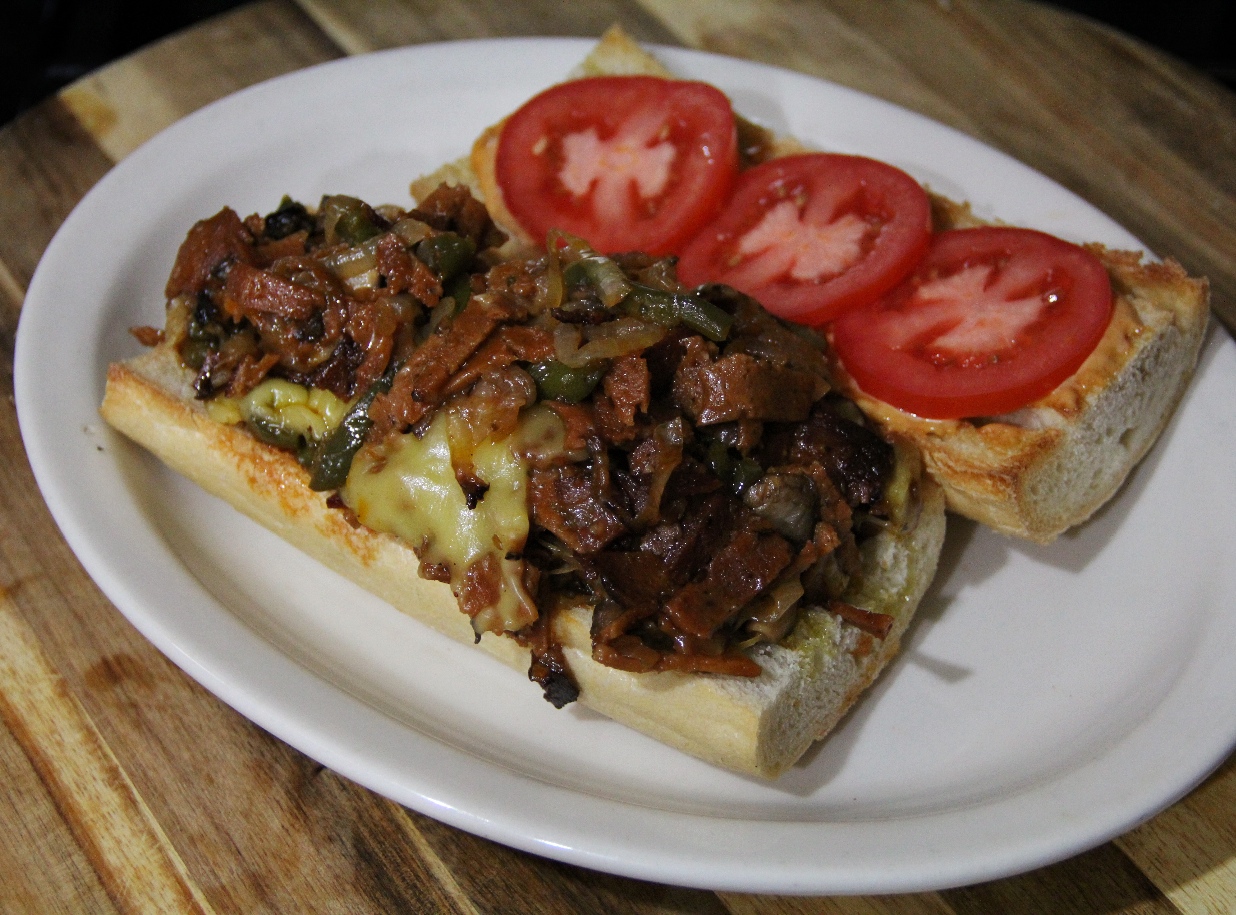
[102,25,1206,779]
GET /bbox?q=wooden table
[2,1,1234,912]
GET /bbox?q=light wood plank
[59,58,191,166]
[0,588,214,914]
[61,0,342,163]
[0,715,118,914]
[294,0,677,55]
[1117,755,1236,915]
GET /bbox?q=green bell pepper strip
[415,232,477,282]
[245,411,306,453]
[324,195,384,246]
[445,271,472,311]
[307,364,398,491]
[528,360,608,404]
[561,249,733,343]
[621,284,733,343]
[703,439,763,496]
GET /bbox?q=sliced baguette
[829,219,1210,542]
[441,25,1210,543]
[102,344,945,778]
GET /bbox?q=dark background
[2,0,1234,127]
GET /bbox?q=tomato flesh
[831,227,1114,419]
[677,154,932,324]
[496,76,738,256]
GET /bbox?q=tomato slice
[676,154,931,324]
[495,76,738,256]
[831,227,1114,419]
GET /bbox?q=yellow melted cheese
[340,404,567,636]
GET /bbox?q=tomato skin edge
[494,76,739,257]
[830,227,1114,420]
[677,153,933,325]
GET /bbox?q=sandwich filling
[139,185,911,707]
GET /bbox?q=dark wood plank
[944,843,1179,915]
[0,100,115,293]
[406,808,732,915]
[721,893,957,915]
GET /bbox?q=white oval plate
[15,38,1236,895]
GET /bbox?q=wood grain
[60,0,343,164]
[296,0,679,53]
[1118,754,1236,915]
[722,892,959,914]
[1,0,1233,912]
[0,101,114,291]
[0,589,213,914]
[0,698,118,914]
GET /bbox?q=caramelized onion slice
[553,317,666,368]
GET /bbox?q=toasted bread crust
[833,205,1211,542]
[102,345,945,777]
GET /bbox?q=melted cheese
[340,404,567,635]
[205,378,350,439]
